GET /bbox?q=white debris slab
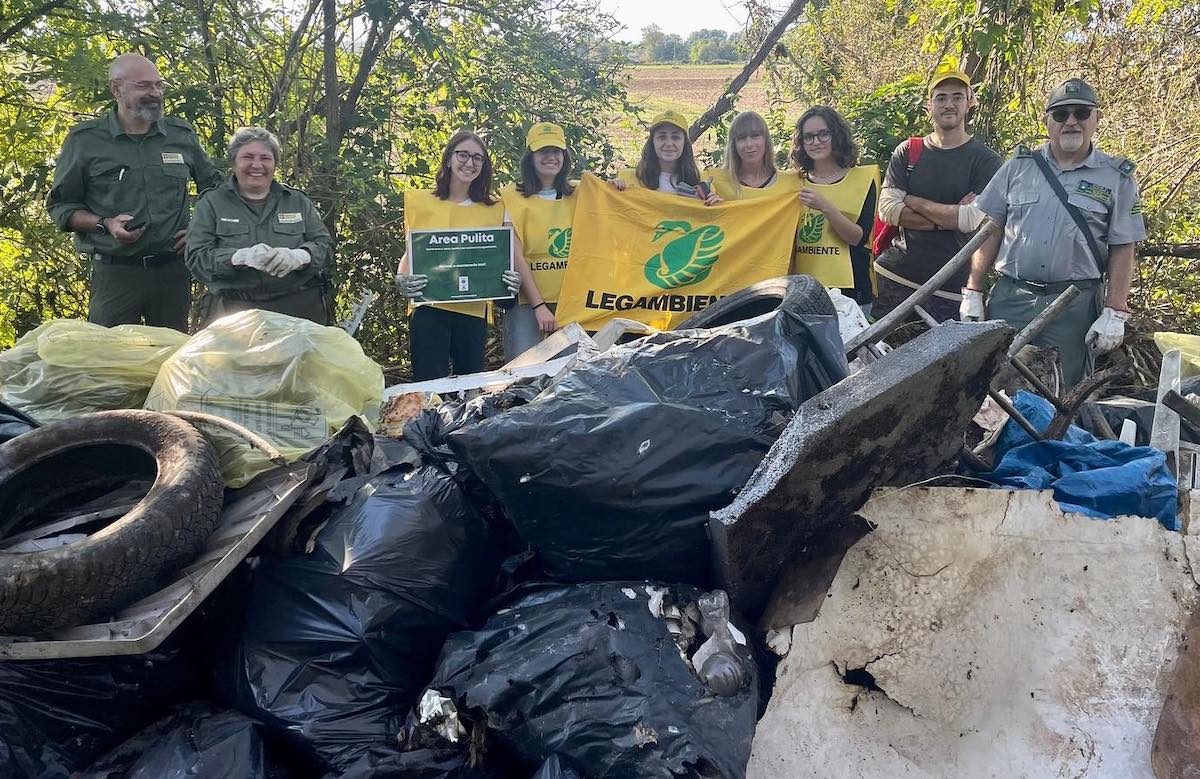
[750,486,1199,778]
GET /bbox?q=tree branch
[1140,243,1200,260]
[0,0,73,44]
[265,0,320,121]
[689,0,812,140]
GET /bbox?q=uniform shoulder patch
[1110,156,1136,177]
[1130,199,1143,215]
[1014,143,1032,158]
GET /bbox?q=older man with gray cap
[962,78,1146,385]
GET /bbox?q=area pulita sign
[409,226,513,303]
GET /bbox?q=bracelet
[962,286,984,294]
[533,302,548,311]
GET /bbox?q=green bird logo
[547,227,572,259]
[798,211,825,244]
[643,220,725,290]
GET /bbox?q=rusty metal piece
[1043,364,1130,441]
[1008,357,1068,412]
[988,389,1044,442]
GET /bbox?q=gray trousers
[986,275,1102,387]
[88,258,191,331]
[503,303,556,362]
[203,285,330,327]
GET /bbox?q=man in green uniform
[46,53,222,330]
[963,79,1146,385]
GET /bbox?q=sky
[599,0,786,43]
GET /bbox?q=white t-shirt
[657,172,676,193]
[504,188,559,223]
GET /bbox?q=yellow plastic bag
[1153,332,1200,377]
[144,310,384,486]
[0,319,188,423]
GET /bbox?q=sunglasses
[1048,107,1093,123]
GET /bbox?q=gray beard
[1058,134,1085,153]
[131,103,163,122]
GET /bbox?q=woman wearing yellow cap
[707,110,801,200]
[395,129,522,381]
[789,106,880,314]
[610,110,721,205]
[499,122,576,360]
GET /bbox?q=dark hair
[434,129,497,205]
[790,106,860,172]
[635,124,702,190]
[518,146,575,197]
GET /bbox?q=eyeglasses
[452,150,485,166]
[802,130,832,146]
[1049,107,1093,123]
[123,79,167,91]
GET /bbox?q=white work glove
[395,272,428,300]
[1086,307,1130,354]
[269,247,311,277]
[231,243,271,267]
[960,289,985,321]
[502,269,521,296]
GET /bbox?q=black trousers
[410,305,487,381]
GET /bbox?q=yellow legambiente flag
[556,174,802,330]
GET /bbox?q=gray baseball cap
[1046,78,1100,110]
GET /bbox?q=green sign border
[408,226,514,304]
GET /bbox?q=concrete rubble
[749,486,1200,778]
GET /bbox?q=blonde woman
[708,110,800,200]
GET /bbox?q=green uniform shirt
[186,176,333,297]
[46,108,222,257]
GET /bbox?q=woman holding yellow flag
[499,122,577,361]
[611,110,721,204]
[395,130,522,381]
[708,110,801,200]
[789,106,880,314]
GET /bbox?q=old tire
[0,410,223,635]
[679,275,835,329]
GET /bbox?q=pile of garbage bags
[0,296,848,778]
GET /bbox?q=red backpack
[871,136,925,256]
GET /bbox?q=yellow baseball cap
[649,110,689,133]
[527,122,566,151]
[927,57,971,95]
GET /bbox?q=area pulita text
[427,231,497,245]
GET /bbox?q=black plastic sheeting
[331,746,508,779]
[0,642,202,778]
[446,311,847,585]
[0,401,37,444]
[80,702,288,779]
[221,464,500,774]
[424,582,760,779]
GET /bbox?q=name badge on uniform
[1075,180,1112,206]
[161,152,185,164]
[277,213,303,224]
[219,217,240,223]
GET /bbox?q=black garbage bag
[423,582,760,779]
[0,401,37,444]
[0,644,202,778]
[221,464,501,773]
[80,702,288,779]
[446,310,846,584]
[331,746,510,779]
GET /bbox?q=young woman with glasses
[395,129,523,381]
[790,106,880,315]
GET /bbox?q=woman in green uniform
[789,106,879,314]
[395,129,521,381]
[186,126,333,324]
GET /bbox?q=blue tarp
[980,390,1178,530]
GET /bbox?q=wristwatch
[94,218,108,235]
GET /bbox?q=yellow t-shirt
[500,185,576,304]
[404,190,505,319]
[706,168,802,200]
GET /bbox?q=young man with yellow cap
[499,121,577,360]
[874,62,1002,321]
[611,110,721,204]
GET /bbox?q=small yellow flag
[555,174,802,330]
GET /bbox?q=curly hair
[434,129,497,205]
[789,106,860,172]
